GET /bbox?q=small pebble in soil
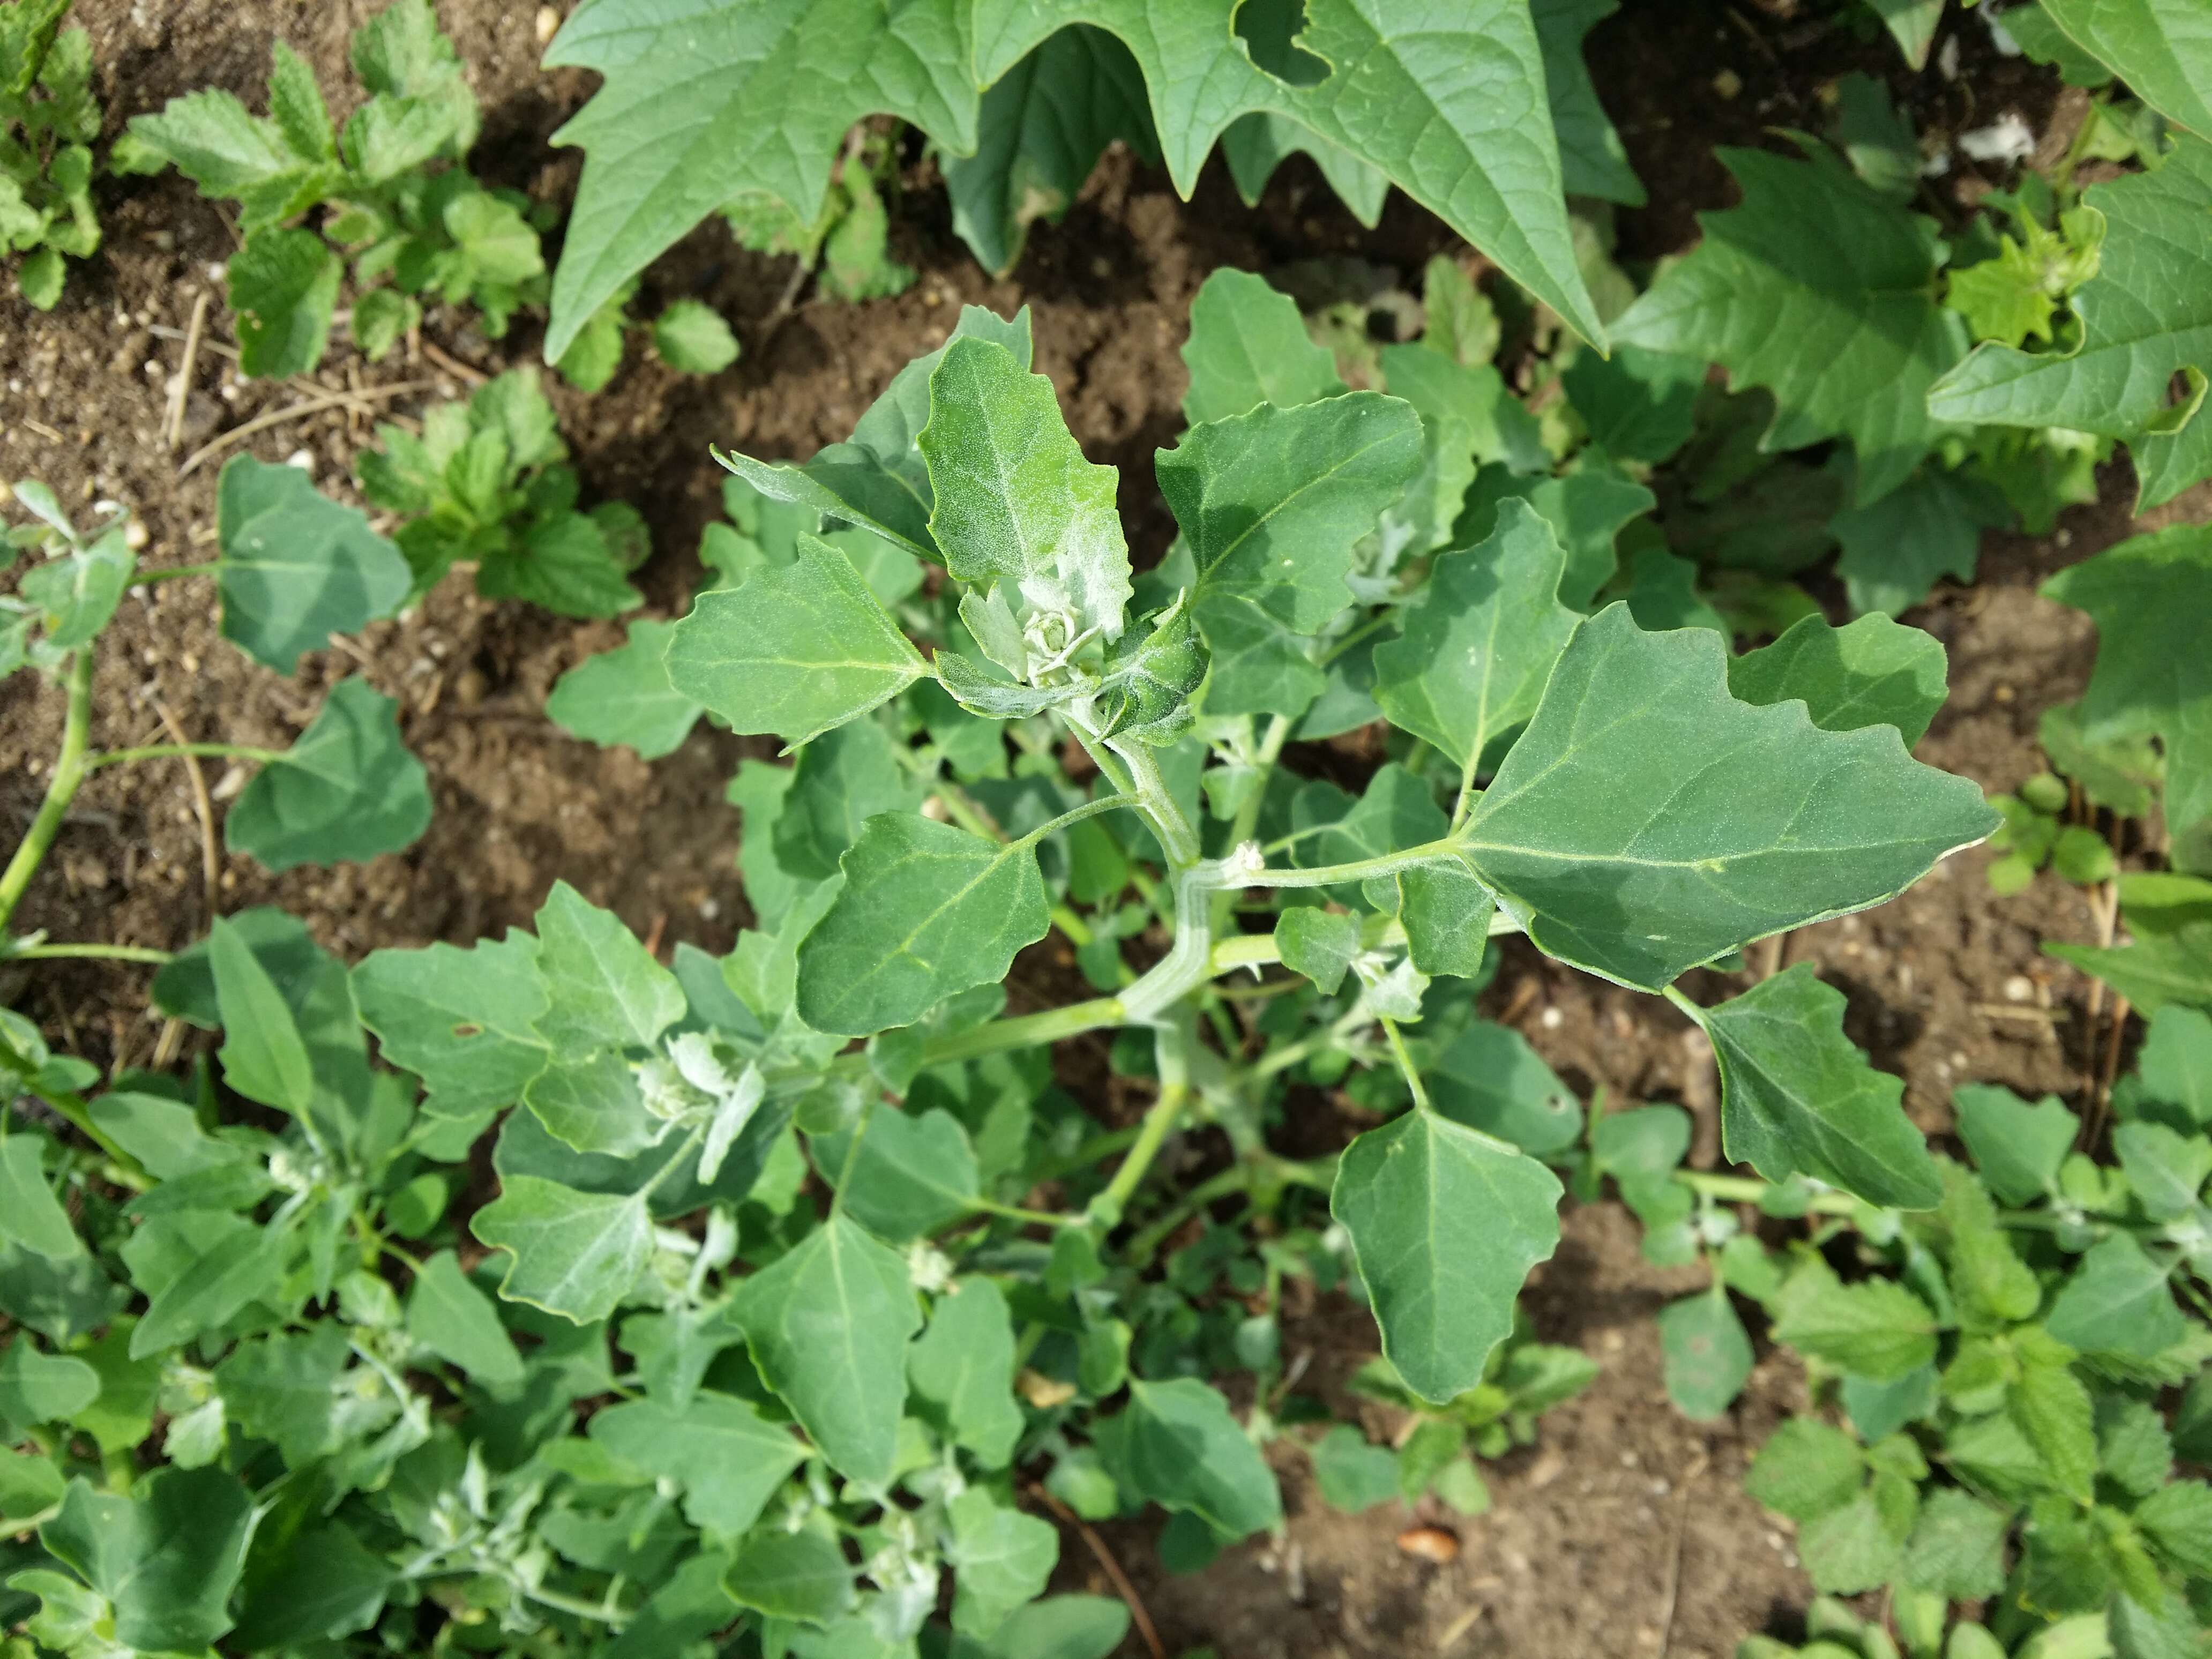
[2004,975,2035,1002]
[1539,1006,1563,1029]
[536,4,560,41]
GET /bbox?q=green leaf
[652,298,741,374]
[1561,344,1706,466]
[947,1596,1129,1659]
[1456,462,1658,611]
[950,1487,1059,1637]
[2041,0,2212,134]
[718,306,1034,562]
[1095,600,1208,744]
[723,1527,854,1625]
[1613,144,1967,505]
[480,511,645,619]
[1772,1270,1939,1380]
[1929,137,2212,509]
[2041,522,2212,835]
[945,25,1156,276]
[214,1326,347,1464]
[729,1210,918,1487]
[1697,963,1941,1208]
[213,456,410,672]
[1462,604,1998,991]
[973,1,1603,346]
[668,532,926,746]
[909,1277,1023,1468]
[2046,1234,2191,1359]
[1956,1085,2080,1208]
[0,1344,98,1425]
[1532,0,1643,203]
[227,227,341,378]
[444,190,545,287]
[1427,1020,1582,1155]
[1094,1376,1282,1541]
[2011,1359,2098,1504]
[531,879,686,1058]
[1218,113,1386,227]
[1396,853,1498,982]
[589,1390,808,1534]
[1165,392,1423,637]
[470,1174,654,1324]
[16,517,133,653]
[0,1134,80,1260]
[1798,1486,1912,1595]
[1331,1108,1563,1403]
[795,813,1049,1038]
[2137,1479,2212,1576]
[921,337,1130,643]
[1899,1488,2010,1600]
[226,678,431,871]
[1275,906,1363,995]
[210,914,314,1114]
[0,1447,65,1528]
[129,1215,288,1357]
[527,1054,661,1167]
[1726,613,1949,748]
[354,930,550,1116]
[1375,498,1579,771]
[2114,1119,2212,1220]
[1744,1418,1865,1520]
[1657,1284,1754,1421]
[1308,1423,1401,1513]
[405,1250,525,1389]
[230,1524,393,1651]
[1861,0,1946,67]
[812,1104,980,1240]
[546,618,705,759]
[1179,267,1343,425]
[39,1469,250,1652]
[2139,1005,2212,1127]
[1829,465,2011,617]
[2048,924,2212,1016]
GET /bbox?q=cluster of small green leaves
[1636,1008,2212,1659]
[725,130,916,306]
[1,465,429,928]
[535,0,1648,361]
[114,0,738,390]
[357,367,651,619]
[0,0,98,310]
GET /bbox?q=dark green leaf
[1180,267,1342,425]
[1094,1376,1282,1541]
[589,1391,808,1535]
[1725,613,1950,747]
[471,1174,653,1324]
[226,678,431,871]
[213,456,410,671]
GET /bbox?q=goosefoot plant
[1625,1008,2212,1658]
[0,0,100,310]
[1,464,431,957]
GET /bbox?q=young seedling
[0,0,101,309]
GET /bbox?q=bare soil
[3,3,2207,1656]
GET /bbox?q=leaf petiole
[86,741,287,771]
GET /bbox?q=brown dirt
[3,3,2208,1657]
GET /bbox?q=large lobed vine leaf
[1460,605,1998,991]
[543,0,1603,357]
[2041,0,2212,136]
[1928,135,2212,509]
[1613,143,1968,505]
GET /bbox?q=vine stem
[0,649,94,936]
[1089,1015,1195,1225]
[6,941,173,964]
[84,741,285,772]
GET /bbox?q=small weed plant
[0,0,101,310]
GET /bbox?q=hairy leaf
[796,813,1050,1037]
[1180,267,1342,426]
[1162,392,1424,634]
[1374,498,1579,770]
[226,678,431,871]
[1332,1108,1563,1403]
[667,533,926,745]
[354,931,549,1116]
[1463,606,1997,990]
[589,1391,808,1534]
[213,456,410,671]
[471,1175,654,1323]
[1727,613,1949,747]
[729,1210,918,1487]
[532,880,686,1058]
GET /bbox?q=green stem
[1090,1017,1194,1225]
[1378,1015,1431,1114]
[1212,714,1293,931]
[1672,1169,1858,1214]
[918,996,1127,1067]
[8,1081,146,1187]
[0,649,94,936]
[967,1194,1078,1228]
[5,941,173,964]
[1106,738,1200,869]
[134,561,219,584]
[1230,834,1466,891]
[85,742,285,772]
